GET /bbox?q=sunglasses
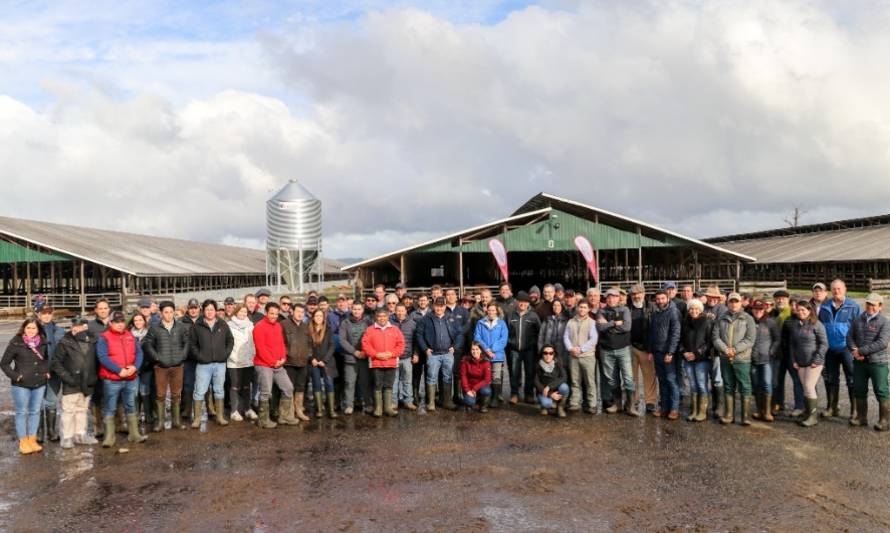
[542,350,555,355]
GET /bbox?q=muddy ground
[2,329,890,532]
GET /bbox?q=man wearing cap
[712,293,757,425]
[848,293,890,430]
[36,306,65,443]
[702,287,727,417]
[810,282,828,310]
[339,301,372,415]
[51,317,99,448]
[97,311,147,447]
[770,289,802,415]
[395,283,408,302]
[416,297,464,411]
[750,300,781,422]
[596,288,638,416]
[255,289,272,316]
[508,291,542,405]
[391,303,418,411]
[180,297,203,421]
[143,301,190,431]
[528,286,541,306]
[222,297,236,319]
[564,300,599,414]
[818,279,862,420]
[664,282,686,318]
[646,291,682,418]
[629,284,658,414]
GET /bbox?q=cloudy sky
[2,0,890,260]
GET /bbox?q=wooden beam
[79,260,86,315]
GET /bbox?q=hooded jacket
[2,335,49,389]
[51,332,98,396]
[474,317,509,363]
[190,317,234,365]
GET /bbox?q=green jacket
[712,311,756,363]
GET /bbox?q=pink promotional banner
[488,238,509,282]
[573,235,599,286]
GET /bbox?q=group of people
[3,278,888,456]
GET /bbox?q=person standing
[392,303,418,411]
[143,301,190,431]
[788,301,829,427]
[818,279,861,420]
[628,285,658,414]
[507,292,541,405]
[646,290,682,419]
[563,301,599,414]
[362,308,405,417]
[87,298,111,438]
[97,311,147,447]
[771,289,804,416]
[712,293,757,426]
[2,319,50,454]
[252,302,298,428]
[226,304,256,422]
[36,306,64,443]
[338,302,371,415]
[750,300,781,422]
[596,288,637,416]
[460,342,492,412]
[190,300,235,429]
[281,303,312,422]
[847,293,890,431]
[51,317,99,448]
[680,300,713,422]
[128,313,154,434]
[475,302,509,408]
[416,297,464,411]
[309,308,339,418]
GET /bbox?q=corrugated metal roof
[715,225,890,263]
[0,215,345,276]
[0,240,71,263]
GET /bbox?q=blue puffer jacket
[818,299,861,351]
[646,301,681,354]
[474,317,508,363]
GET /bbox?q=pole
[637,226,643,284]
[457,245,464,295]
[298,240,304,295]
[79,260,86,315]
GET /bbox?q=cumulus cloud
[3,1,890,261]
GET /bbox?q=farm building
[343,193,755,293]
[707,212,890,292]
[0,215,348,312]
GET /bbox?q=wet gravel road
[2,330,890,531]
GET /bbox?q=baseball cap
[812,282,827,291]
[727,292,742,302]
[773,290,790,298]
[865,293,884,305]
[396,282,406,289]
[224,297,235,305]
[110,311,126,323]
[662,281,677,290]
[433,297,446,306]
[70,316,89,326]
[187,298,200,308]
[516,291,530,303]
[137,298,151,308]
[751,300,765,310]
[38,306,54,315]
[605,288,621,297]
[255,288,271,298]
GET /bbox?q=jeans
[683,359,711,395]
[710,356,723,387]
[463,385,492,406]
[824,349,854,390]
[311,366,335,393]
[721,359,752,396]
[182,360,197,402]
[43,376,60,409]
[373,367,397,391]
[853,361,889,401]
[393,358,413,403]
[138,368,154,397]
[539,382,570,409]
[772,357,805,410]
[426,352,454,385]
[12,385,45,439]
[752,362,773,395]
[653,352,680,412]
[600,347,635,392]
[193,362,226,401]
[102,379,138,417]
[509,349,536,397]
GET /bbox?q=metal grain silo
[266,180,323,293]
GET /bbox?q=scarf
[131,328,148,342]
[539,358,555,374]
[23,334,43,359]
[229,317,252,333]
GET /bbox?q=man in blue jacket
[818,279,861,420]
[37,306,65,442]
[647,290,682,419]
[416,297,464,411]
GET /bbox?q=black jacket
[51,332,98,396]
[143,321,190,368]
[507,310,541,352]
[681,315,714,362]
[311,329,338,379]
[534,359,567,392]
[1,335,50,389]
[189,318,234,364]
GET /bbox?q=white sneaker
[60,438,74,449]
[78,433,99,445]
[245,409,258,421]
[230,411,243,422]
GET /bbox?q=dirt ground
[2,330,890,532]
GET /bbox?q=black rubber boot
[47,409,59,442]
[712,385,724,420]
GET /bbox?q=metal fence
[0,292,122,311]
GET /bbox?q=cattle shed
[0,215,348,312]
[343,193,754,294]
[707,213,890,292]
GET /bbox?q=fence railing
[0,293,122,311]
[869,279,890,292]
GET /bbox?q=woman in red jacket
[362,309,405,417]
[460,342,492,413]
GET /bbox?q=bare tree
[784,206,808,228]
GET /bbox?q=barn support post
[79,260,86,315]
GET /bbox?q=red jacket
[361,323,405,369]
[460,356,491,393]
[252,318,286,368]
[98,329,138,382]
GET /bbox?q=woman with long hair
[309,308,338,418]
[128,313,154,431]
[787,301,828,427]
[1,318,50,454]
